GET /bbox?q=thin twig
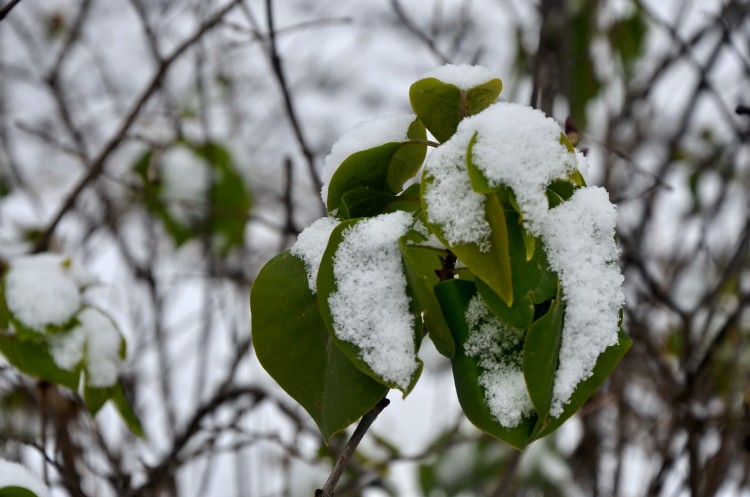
[390,0,450,64]
[264,0,322,197]
[315,397,390,497]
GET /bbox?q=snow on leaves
[0,254,142,435]
[251,63,630,447]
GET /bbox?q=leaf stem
[315,397,390,497]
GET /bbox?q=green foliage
[0,259,143,437]
[250,66,629,448]
[133,141,253,255]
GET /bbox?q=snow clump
[291,216,339,293]
[4,254,94,331]
[541,187,624,415]
[420,64,498,90]
[48,307,124,388]
[327,211,419,390]
[160,146,211,226]
[464,295,534,428]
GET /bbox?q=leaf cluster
[251,68,630,447]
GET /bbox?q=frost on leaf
[320,114,415,205]
[327,211,419,390]
[423,133,491,251]
[4,254,92,331]
[291,216,339,293]
[541,187,624,415]
[464,295,534,428]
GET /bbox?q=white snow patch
[0,459,50,497]
[160,146,211,225]
[48,308,123,388]
[321,114,415,205]
[48,327,86,370]
[420,64,498,90]
[291,216,339,293]
[465,102,578,235]
[327,211,418,390]
[4,254,82,331]
[423,134,491,251]
[541,187,624,416]
[464,295,534,428]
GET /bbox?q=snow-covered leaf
[409,65,502,142]
[316,213,423,394]
[532,328,631,440]
[324,118,426,214]
[0,334,80,390]
[422,174,513,306]
[251,251,387,442]
[436,279,536,449]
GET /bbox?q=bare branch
[0,0,23,22]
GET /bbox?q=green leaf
[475,277,533,330]
[383,183,423,214]
[0,277,9,330]
[409,77,502,143]
[84,384,111,415]
[474,200,558,328]
[132,142,253,255]
[522,289,563,420]
[435,280,536,449]
[316,220,423,394]
[196,142,253,255]
[251,252,387,442]
[110,381,145,437]
[409,78,461,143]
[0,334,79,390]
[532,329,632,441]
[466,79,503,115]
[132,150,193,246]
[465,132,494,194]
[400,238,455,358]
[326,120,427,213]
[422,180,514,306]
[338,187,397,219]
[0,486,43,497]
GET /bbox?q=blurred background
[0,0,748,495]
